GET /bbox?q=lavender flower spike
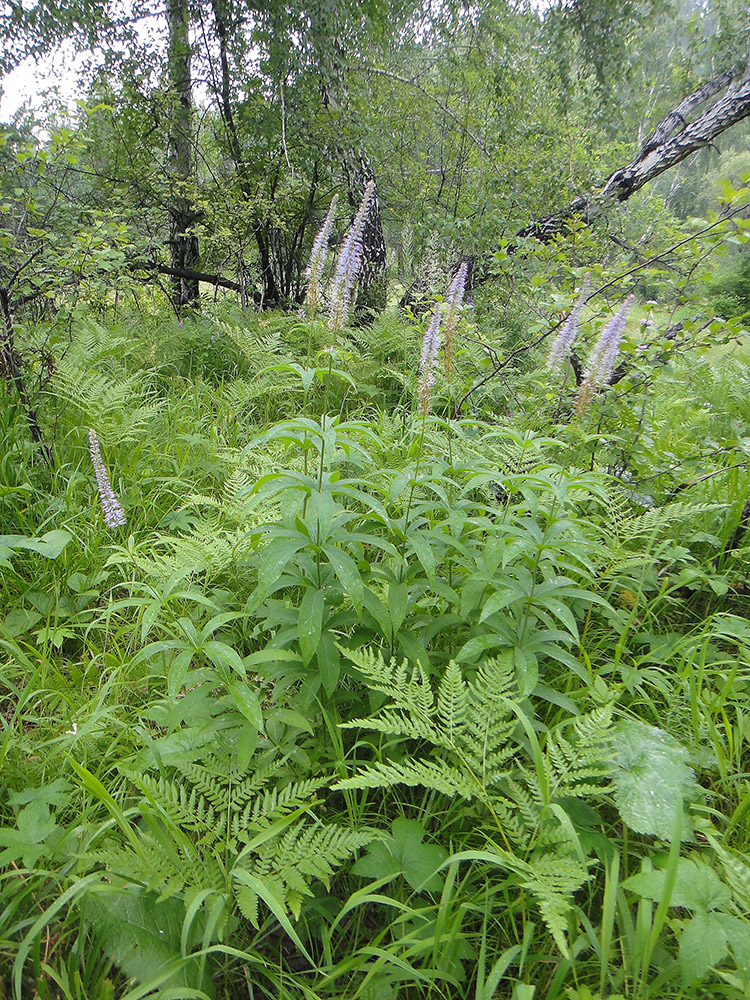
[88,429,126,529]
[328,180,375,332]
[576,294,635,414]
[547,272,591,374]
[418,302,442,415]
[443,261,469,374]
[304,193,339,315]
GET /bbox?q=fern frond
[123,771,218,836]
[437,660,469,738]
[238,778,326,835]
[342,709,451,747]
[340,647,435,718]
[333,757,482,799]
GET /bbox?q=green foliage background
[1,1,750,998]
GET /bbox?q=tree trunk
[517,62,750,243]
[0,286,54,465]
[209,0,285,306]
[166,0,200,311]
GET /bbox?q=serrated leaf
[625,858,731,911]
[679,911,728,984]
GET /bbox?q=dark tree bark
[518,62,750,242]
[0,287,54,466]
[209,0,286,306]
[318,17,388,316]
[166,0,200,311]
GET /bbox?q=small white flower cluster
[328,180,375,332]
[304,193,339,315]
[88,429,126,529]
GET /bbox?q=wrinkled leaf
[84,888,212,996]
[611,720,697,839]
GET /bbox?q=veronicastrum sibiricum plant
[576,293,636,414]
[88,428,126,528]
[547,272,591,375]
[443,260,469,374]
[418,302,442,415]
[304,193,339,315]
[328,180,375,332]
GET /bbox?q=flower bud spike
[304,193,339,315]
[88,429,126,529]
[328,180,375,332]
[547,272,591,375]
[418,302,442,415]
[443,260,469,375]
[575,294,635,414]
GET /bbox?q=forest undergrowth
[1,280,750,1000]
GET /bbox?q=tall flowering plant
[418,303,442,415]
[443,261,469,374]
[88,429,126,529]
[576,294,635,414]
[328,180,375,332]
[304,194,339,315]
[546,273,591,375]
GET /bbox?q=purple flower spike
[547,273,591,374]
[305,193,339,315]
[88,429,126,529]
[576,294,636,414]
[328,180,375,332]
[418,302,442,415]
[443,261,469,374]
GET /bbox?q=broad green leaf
[625,858,731,912]
[515,647,538,696]
[0,530,73,564]
[257,538,307,595]
[716,912,750,972]
[317,630,341,695]
[611,720,697,839]
[305,489,335,543]
[9,779,70,808]
[203,640,247,678]
[323,544,363,613]
[3,607,43,637]
[298,587,325,665]
[0,801,58,867]
[167,648,196,697]
[353,818,447,893]
[679,911,728,984]
[387,582,408,634]
[84,888,212,996]
[227,682,264,731]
